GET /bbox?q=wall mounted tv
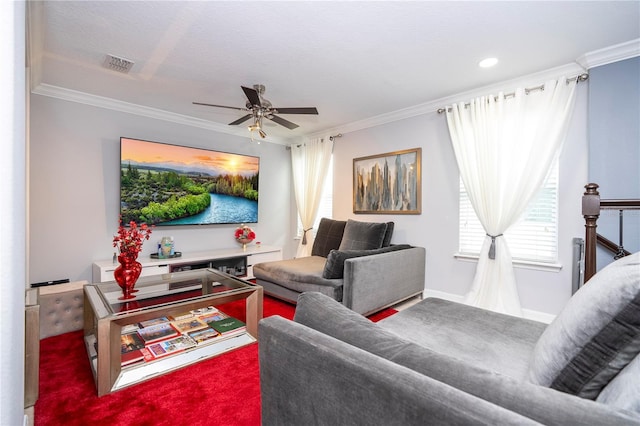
[120,137,259,226]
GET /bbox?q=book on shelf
[137,322,179,344]
[144,335,197,359]
[138,316,171,328]
[201,311,229,325]
[170,311,195,322]
[121,332,145,354]
[121,323,140,334]
[121,349,145,366]
[208,317,246,336]
[190,306,219,316]
[187,327,220,344]
[171,317,209,334]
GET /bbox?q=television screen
[120,137,259,226]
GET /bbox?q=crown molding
[32,40,638,146]
[305,62,586,141]
[30,83,289,145]
[307,41,638,141]
[577,38,640,70]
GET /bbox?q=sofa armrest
[259,316,539,426]
[343,246,425,315]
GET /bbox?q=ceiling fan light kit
[194,84,318,138]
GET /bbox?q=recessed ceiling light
[479,57,498,68]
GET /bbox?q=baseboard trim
[422,289,556,324]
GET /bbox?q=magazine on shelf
[121,332,145,354]
[138,316,171,328]
[137,322,179,344]
[208,317,246,336]
[171,317,209,334]
[145,335,197,359]
[187,327,220,344]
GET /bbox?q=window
[297,156,333,237]
[459,161,558,263]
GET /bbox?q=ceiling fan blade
[268,115,299,130]
[228,114,253,126]
[193,102,246,111]
[273,107,318,115]
[241,86,262,107]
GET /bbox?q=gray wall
[29,95,295,285]
[588,57,640,269]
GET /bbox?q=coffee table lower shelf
[85,332,256,393]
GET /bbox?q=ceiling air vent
[103,54,134,74]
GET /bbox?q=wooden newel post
[582,183,600,283]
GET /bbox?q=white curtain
[291,137,333,258]
[446,77,578,316]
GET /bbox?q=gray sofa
[253,218,426,315]
[259,252,640,425]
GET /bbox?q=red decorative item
[234,224,256,251]
[112,220,152,299]
[114,254,143,300]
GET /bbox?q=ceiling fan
[193,84,318,138]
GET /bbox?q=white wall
[333,83,589,316]
[29,95,295,285]
[2,1,26,424]
[30,68,624,318]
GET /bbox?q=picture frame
[353,148,421,214]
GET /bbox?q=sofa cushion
[528,252,640,399]
[379,297,545,380]
[596,354,640,413]
[322,244,411,279]
[311,218,347,257]
[252,256,343,300]
[338,219,388,251]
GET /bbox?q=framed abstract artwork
[353,148,421,214]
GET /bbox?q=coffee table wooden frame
[83,269,263,396]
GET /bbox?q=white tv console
[92,245,282,283]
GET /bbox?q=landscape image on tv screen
[120,137,259,226]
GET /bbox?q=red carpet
[35,296,396,426]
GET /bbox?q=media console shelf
[92,245,282,283]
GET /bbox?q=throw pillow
[323,245,411,279]
[596,354,640,413]
[382,222,395,247]
[338,219,387,251]
[311,218,347,258]
[528,252,640,399]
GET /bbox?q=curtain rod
[436,73,589,114]
[287,134,342,150]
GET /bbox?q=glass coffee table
[83,268,263,396]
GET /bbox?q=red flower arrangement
[234,224,256,243]
[113,220,153,259]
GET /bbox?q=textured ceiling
[29,1,640,143]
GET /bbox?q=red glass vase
[114,254,142,300]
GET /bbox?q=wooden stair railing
[582,183,640,282]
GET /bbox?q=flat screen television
[120,137,259,226]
